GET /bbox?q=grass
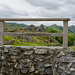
[4,36,47,46]
[50,42,61,46]
[13,41,46,46]
[51,42,58,44]
[69,46,75,51]
[4,36,61,46]
[4,36,14,42]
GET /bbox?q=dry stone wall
[0,46,75,75]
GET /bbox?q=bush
[53,34,75,46]
[68,34,75,46]
[47,29,57,33]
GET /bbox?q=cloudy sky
[0,0,75,26]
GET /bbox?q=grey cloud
[65,0,75,5]
[25,0,73,19]
[25,0,63,10]
[0,0,75,22]
[0,4,29,18]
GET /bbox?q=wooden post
[0,21,4,46]
[63,21,68,49]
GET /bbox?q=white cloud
[0,0,75,25]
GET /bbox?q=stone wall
[0,46,75,75]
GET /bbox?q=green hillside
[4,22,28,29]
[4,22,75,34]
[45,24,75,34]
[68,25,75,34]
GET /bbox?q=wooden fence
[0,18,70,49]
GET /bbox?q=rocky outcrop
[26,24,37,31]
[37,24,46,32]
[4,24,46,32]
[0,46,75,75]
[26,24,46,32]
[50,37,58,43]
[4,39,15,45]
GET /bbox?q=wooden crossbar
[0,18,70,21]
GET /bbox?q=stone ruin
[0,46,75,75]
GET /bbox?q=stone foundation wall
[0,46,75,75]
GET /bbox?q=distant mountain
[68,25,75,33]
[4,22,75,34]
[48,24,63,30]
[45,24,75,34]
[4,22,28,29]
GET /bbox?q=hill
[4,22,75,34]
[68,25,75,34]
[45,24,75,34]
[3,22,75,47]
[4,22,28,29]
[48,24,63,30]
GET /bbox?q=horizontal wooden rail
[4,32,63,36]
[0,18,70,21]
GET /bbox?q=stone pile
[0,46,75,75]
